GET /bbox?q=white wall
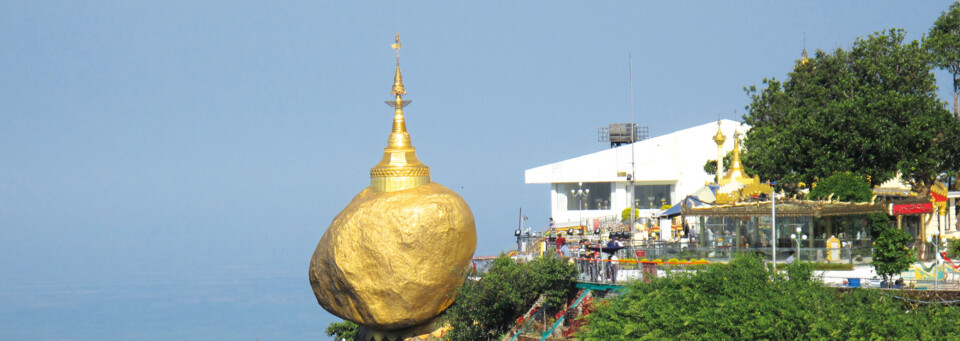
[527,119,749,227]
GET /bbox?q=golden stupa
[717,130,755,186]
[714,129,771,204]
[308,34,477,337]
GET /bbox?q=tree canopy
[579,254,960,340]
[742,29,960,195]
[927,1,960,117]
[441,255,577,341]
[702,151,732,176]
[324,320,358,340]
[871,226,914,282]
[806,172,873,202]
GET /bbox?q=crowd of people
[554,233,625,283]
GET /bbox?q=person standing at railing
[555,233,566,256]
[608,253,619,283]
[607,237,623,283]
[585,246,598,282]
[591,241,604,282]
[577,240,587,274]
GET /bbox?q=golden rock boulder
[310,34,476,333]
[308,182,476,331]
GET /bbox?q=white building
[525,119,748,227]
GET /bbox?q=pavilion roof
[682,199,884,218]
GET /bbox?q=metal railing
[549,242,874,265]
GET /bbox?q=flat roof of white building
[525,119,749,184]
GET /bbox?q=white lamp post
[570,182,590,229]
[790,227,807,262]
[771,186,777,271]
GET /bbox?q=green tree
[927,2,960,191]
[927,1,960,118]
[867,212,892,240]
[579,253,960,340]
[702,151,733,176]
[742,29,960,197]
[442,255,577,341]
[947,237,960,258]
[324,320,358,341]
[806,172,873,202]
[871,226,914,283]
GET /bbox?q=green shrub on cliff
[579,254,960,340]
[442,255,577,341]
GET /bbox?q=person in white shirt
[608,253,619,283]
[785,251,796,264]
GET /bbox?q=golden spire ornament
[309,34,477,339]
[390,33,405,96]
[370,33,430,193]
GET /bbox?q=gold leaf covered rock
[309,34,477,333]
[309,183,476,330]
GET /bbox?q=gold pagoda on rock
[370,35,431,193]
[309,34,477,339]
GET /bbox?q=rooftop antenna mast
[629,55,636,230]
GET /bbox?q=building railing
[547,242,873,266]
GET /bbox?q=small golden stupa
[309,34,477,339]
[714,129,770,204]
[717,130,755,186]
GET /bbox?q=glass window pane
[633,184,673,209]
[559,182,612,211]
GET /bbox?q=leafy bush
[867,213,891,239]
[807,172,873,202]
[324,320,358,340]
[785,258,813,282]
[807,262,854,271]
[702,151,733,176]
[442,255,577,341]
[579,253,960,340]
[621,207,640,222]
[872,227,914,282]
[947,238,960,259]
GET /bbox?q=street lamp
[627,174,635,237]
[770,183,777,271]
[570,181,590,228]
[790,227,807,262]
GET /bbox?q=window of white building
[560,182,613,211]
[633,184,673,209]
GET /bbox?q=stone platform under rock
[354,317,448,341]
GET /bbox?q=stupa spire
[370,33,431,193]
[719,130,751,185]
[391,33,406,96]
[800,33,809,66]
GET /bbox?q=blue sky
[2,1,957,340]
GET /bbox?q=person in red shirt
[555,233,566,256]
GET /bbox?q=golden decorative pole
[712,120,726,184]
